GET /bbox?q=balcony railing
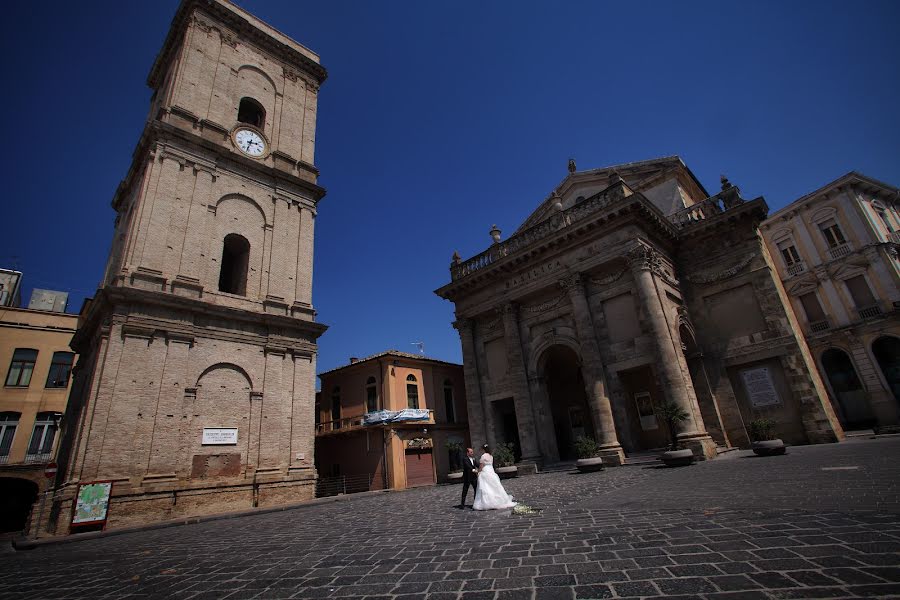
[786,261,806,277]
[450,187,620,280]
[857,305,883,320]
[24,453,53,464]
[809,320,830,333]
[0,455,8,465]
[890,231,900,244]
[316,409,435,435]
[827,243,852,260]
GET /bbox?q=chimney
[349,357,359,364]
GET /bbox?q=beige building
[315,351,468,493]
[49,0,327,534]
[760,172,900,432]
[436,157,843,468]
[0,303,76,533]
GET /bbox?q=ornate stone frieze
[683,253,757,284]
[523,293,567,314]
[589,268,626,287]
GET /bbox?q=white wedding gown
[472,453,517,510]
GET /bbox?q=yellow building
[0,304,77,534]
[760,172,900,432]
[315,351,468,494]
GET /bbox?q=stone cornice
[111,119,326,212]
[147,0,327,90]
[71,285,326,354]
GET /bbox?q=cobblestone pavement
[4,437,900,600]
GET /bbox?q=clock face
[234,128,266,157]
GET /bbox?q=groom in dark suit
[457,447,478,508]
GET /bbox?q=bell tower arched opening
[540,345,594,461]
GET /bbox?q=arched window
[331,386,341,429]
[0,412,20,460]
[5,349,37,387]
[237,97,265,129]
[218,234,250,296]
[27,412,61,460]
[46,351,75,389]
[443,379,455,423]
[406,374,419,409]
[366,376,378,413]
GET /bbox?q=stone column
[527,374,560,464]
[625,245,716,459]
[559,273,625,465]
[500,304,542,464]
[453,319,488,448]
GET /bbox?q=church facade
[436,157,844,468]
[48,0,327,533]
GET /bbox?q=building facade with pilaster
[760,172,900,433]
[436,157,844,468]
[48,0,327,534]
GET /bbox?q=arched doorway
[680,326,727,446]
[821,348,874,429]
[541,345,594,460]
[872,336,900,402]
[0,477,39,533]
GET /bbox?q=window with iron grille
[27,412,60,459]
[0,412,19,459]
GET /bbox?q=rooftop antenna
[411,341,425,355]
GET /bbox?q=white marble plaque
[202,428,238,445]
[740,367,781,407]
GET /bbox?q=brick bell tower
[49,0,327,534]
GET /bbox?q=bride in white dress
[472,444,517,510]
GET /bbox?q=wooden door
[405,448,434,487]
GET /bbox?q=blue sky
[1,1,898,376]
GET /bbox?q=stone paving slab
[3,438,899,599]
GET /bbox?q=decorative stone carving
[589,268,626,287]
[683,253,757,284]
[624,245,662,273]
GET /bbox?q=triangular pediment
[515,156,710,234]
[831,260,869,281]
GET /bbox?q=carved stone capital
[624,245,660,273]
[557,273,585,298]
[452,318,472,333]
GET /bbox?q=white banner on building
[202,428,239,445]
[740,367,781,408]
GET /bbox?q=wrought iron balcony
[827,243,852,260]
[809,320,830,333]
[857,305,883,320]
[24,453,53,464]
[316,416,365,435]
[786,261,806,277]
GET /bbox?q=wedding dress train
[472,453,517,510]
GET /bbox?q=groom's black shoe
[455,504,465,509]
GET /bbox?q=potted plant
[748,417,786,456]
[657,399,694,467]
[493,443,518,479]
[574,436,604,473]
[446,440,464,482]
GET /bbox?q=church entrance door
[542,346,594,461]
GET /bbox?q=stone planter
[751,439,786,456]
[496,466,518,479]
[447,471,463,483]
[660,448,694,467]
[575,457,604,473]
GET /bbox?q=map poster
[740,367,781,408]
[72,481,113,526]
